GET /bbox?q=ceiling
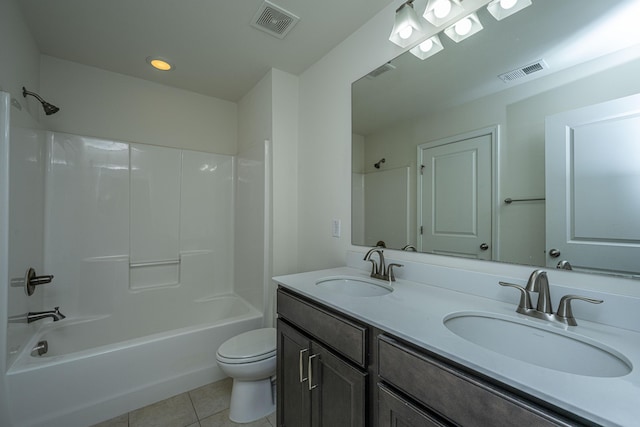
[18,0,393,102]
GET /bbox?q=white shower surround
[1,116,270,426]
[40,131,236,316]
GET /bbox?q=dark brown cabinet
[276,286,588,427]
[377,335,584,427]
[277,319,311,426]
[277,288,368,427]
[378,384,448,427]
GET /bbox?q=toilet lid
[216,328,276,363]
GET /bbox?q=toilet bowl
[216,327,277,423]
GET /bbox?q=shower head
[22,87,60,115]
[41,101,60,115]
[374,158,386,169]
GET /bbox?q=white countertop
[274,266,640,427]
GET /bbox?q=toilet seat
[216,328,276,364]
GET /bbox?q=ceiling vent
[498,59,549,82]
[251,1,299,39]
[366,62,397,79]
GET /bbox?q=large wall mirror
[352,0,640,278]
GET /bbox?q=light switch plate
[332,219,341,238]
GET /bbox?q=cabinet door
[277,319,312,427]
[378,384,449,427]
[310,341,367,427]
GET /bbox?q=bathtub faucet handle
[24,267,54,296]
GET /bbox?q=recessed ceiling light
[146,57,174,71]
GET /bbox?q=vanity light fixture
[389,0,426,48]
[146,56,174,71]
[423,0,465,27]
[487,0,532,21]
[444,13,483,42]
[409,34,444,60]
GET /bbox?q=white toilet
[216,327,277,423]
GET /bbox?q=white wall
[267,69,298,325]
[235,71,272,312]
[271,69,299,278]
[234,68,299,323]
[40,55,237,154]
[0,0,41,128]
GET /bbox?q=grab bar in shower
[504,197,545,204]
[129,259,180,268]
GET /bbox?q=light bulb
[499,0,518,10]
[150,59,171,71]
[146,57,174,71]
[454,17,472,36]
[399,25,413,40]
[433,0,452,19]
[419,39,434,52]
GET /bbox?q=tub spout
[27,307,65,323]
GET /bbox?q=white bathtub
[6,294,263,427]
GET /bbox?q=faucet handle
[24,267,54,296]
[365,259,378,276]
[386,263,403,282]
[556,295,603,326]
[499,282,533,313]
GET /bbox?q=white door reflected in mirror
[546,93,640,275]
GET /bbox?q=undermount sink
[315,276,393,297]
[444,313,632,378]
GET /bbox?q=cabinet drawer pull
[299,348,309,383]
[308,354,319,391]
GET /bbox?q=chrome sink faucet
[27,307,65,323]
[363,248,403,283]
[499,269,603,326]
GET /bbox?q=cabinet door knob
[308,354,319,391]
[299,349,308,383]
[480,243,489,250]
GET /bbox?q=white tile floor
[92,378,276,427]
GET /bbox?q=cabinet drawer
[378,384,449,427]
[277,288,367,367]
[378,335,578,427]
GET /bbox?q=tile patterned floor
[92,378,276,427]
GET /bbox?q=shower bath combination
[22,86,60,115]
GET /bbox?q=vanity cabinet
[277,288,368,427]
[377,335,583,427]
[276,286,588,427]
